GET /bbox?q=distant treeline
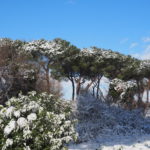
[0,38,150,109]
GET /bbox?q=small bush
[0,91,77,150]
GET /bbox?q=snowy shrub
[74,94,150,143]
[109,78,137,106]
[0,91,77,150]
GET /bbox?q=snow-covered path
[69,134,150,150]
[69,95,150,150]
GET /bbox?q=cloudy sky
[1,0,150,59]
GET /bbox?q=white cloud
[120,38,128,44]
[67,0,76,4]
[142,37,150,42]
[142,45,150,59]
[132,45,150,60]
[129,42,138,49]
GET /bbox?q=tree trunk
[92,86,95,97]
[46,68,50,94]
[146,79,150,103]
[92,83,97,97]
[136,80,142,106]
[76,77,82,96]
[99,88,106,101]
[70,77,75,101]
[85,78,96,93]
[96,76,102,99]
[146,88,149,103]
[96,79,100,99]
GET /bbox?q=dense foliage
[0,38,150,107]
[0,91,77,150]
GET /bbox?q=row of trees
[0,38,150,108]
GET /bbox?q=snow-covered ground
[69,134,150,150]
[69,95,150,150]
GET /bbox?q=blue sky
[1,0,150,58]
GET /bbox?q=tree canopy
[0,38,150,108]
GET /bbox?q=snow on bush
[110,79,136,94]
[0,91,77,150]
[109,78,137,105]
[74,94,150,143]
